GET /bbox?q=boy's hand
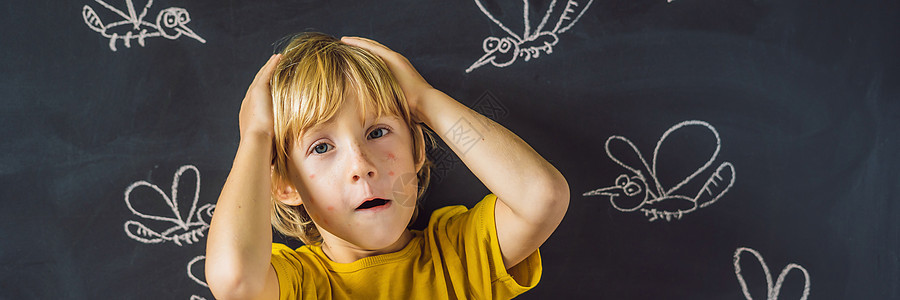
[341,36,432,122]
[239,54,281,139]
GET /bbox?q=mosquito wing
[83,6,107,33]
[473,0,522,42]
[553,0,594,34]
[653,120,722,196]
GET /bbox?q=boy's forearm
[206,133,274,297]
[417,89,568,213]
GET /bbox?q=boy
[206,32,569,299]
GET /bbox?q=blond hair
[269,32,432,245]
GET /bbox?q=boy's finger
[341,36,392,56]
[261,54,282,81]
[341,36,377,47]
[252,54,282,85]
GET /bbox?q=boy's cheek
[391,172,419,208]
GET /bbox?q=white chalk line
[734,247,810,300]
[187,255,208,288]
[188,255,209,300]
[467,0,594,73]
[583,120,735,222]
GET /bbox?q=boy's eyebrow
[298,115,400,142]
[298,122,333,144]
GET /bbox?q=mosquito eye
[615,174,630,187]
[483,37,500,52]
[179,12,189,23]
[165,14,177,26]
[623,182,642,197]
[498,39,512,52]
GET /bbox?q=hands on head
[239,54,282,141]
[241,36,429,141]
[340,36,433,122]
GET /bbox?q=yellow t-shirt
[270,194,542,299]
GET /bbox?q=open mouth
[356,198,391,210]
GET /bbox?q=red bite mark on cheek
[388,171,395,176]
[327,206,334,211]
[387,153,395,160]
[309,174,315,179]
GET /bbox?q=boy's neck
[320,229,415,264]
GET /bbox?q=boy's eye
[313,143,332,154]
[368,128,389,139]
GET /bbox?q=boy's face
[285,88,420,251]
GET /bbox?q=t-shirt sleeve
[428,194,542,299]
[270,243,304,299]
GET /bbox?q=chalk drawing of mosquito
[583,120,735,221]
[124,165,215,246]
[82,0,206,51]
[466,0,594,73]
[734,247,811,300]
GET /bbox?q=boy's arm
[342,38,569,269]
[205,54,282,300]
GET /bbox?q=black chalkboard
[2,0,898,299]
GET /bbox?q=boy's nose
[346,143,377,182]
[352,171,375,182]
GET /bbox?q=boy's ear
[272,166,303,206]
[275,184,303,206]
[413,125,427,172]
